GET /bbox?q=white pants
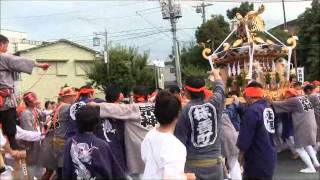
[275,121,284,151]
[296,145,320,170]
[227,155,242,180]
[285,136,296,154]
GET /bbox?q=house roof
[16,39,100,55]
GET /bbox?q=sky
[0,0,312,61]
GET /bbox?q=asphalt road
[274,150,320,180]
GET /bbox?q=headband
[244,87,263,98]
[134,95,146,103]
[23,92,38,104]
[78,88,95,95]
[59,87,77,97]
[285,88,298,97]
[185,85,206,93]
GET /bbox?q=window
[170,67,175,73]
[75,62,92,76]
[36,59,68,76]
[57,62,68,76]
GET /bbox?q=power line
[47,27,192,43]
[1,10,84,20]
[17,30,172,56]
[43,27,169,42]
[113,30,172,41]
[136,11,172,38]
[76,6,160,22]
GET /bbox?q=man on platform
[0,34,49,150]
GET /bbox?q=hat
[59,87,77,97]
[285,88,298,97]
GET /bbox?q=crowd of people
[1,33,320,180]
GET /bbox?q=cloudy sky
[0,0,312,61]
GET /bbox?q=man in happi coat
[272,88,319,173]
[304,84,320,152]
[0,34,48,150]
[38,87,77,179]
[93,84,127,173]
[237,81,277,180]
[174,68,225,180]
[20,92,45,179]
[88,85,157,178]
[66,85,96,139]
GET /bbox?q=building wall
[163,62,177,87]
[19,42,98,104]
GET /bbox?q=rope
[22,70,48,93]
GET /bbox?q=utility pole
[93,29,109,78]
[104,29,110,77]
[160,0,182,88]
[281,0,287,31]
[194,0,213,24]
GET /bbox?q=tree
[226,2,254,20]
[195,15,230,49]
[179,15,230,79]
[296,0,320,80]
[86,45,155,95]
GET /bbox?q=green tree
[297,0,320,80]
[195,15,230,48]
[86,45,155,95]
[226,2,254,20]
[180,15,230,79]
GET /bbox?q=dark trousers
[0,108,18,150]
[243,176,273,180]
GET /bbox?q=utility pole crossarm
[193,0,213,24]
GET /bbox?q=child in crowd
[63,105,126,179]
[141,91,195,180]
